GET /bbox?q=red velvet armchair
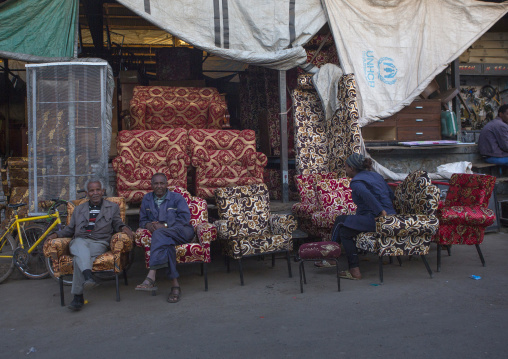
[435,173,496,271]
[188,129,267,200]
[135,186,217,290]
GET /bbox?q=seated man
[478,104,508,166]
[135,173,194,303]
[47,179,134,311]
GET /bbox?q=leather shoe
[68,295,84,311]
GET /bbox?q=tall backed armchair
[355,171,440,283]
[189,129,267,200]
[112,128,189,203]
[214,183,297,285]
[434,173,496,271]
[134,186,217,290]
[43,197,133,305]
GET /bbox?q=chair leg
[437,244,442,272]
[299,261,304,293]
[334,259,340,292]
[115,273,120,302]
[378,256,384,284]
[272,253,275,267]
[200,263,204,276]
[475,244,486,267]
[203,263,208,291]
[123,269,128,286]
[226,256,230,273]
[301,260,307,284]
[446,245,452,256]
[396,256,402,266]
[238,258,244,286]
[286,251,292,278]
[59,276,65,306]
[421,255,433,278]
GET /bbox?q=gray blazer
[56,199,126,243]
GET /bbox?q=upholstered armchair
[434,173,496,271]
[291,172,338,238]
[43,197,133,305]
[311,178,357,240]
[112,128,189,203]
[355,171,440,283]
[129,86,228,130]
[134,186,217,290]
[189,129,267,200]
[214,183,297,285]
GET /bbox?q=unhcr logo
[362,51,398,87]
[378,57,397,85]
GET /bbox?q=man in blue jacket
[478,104,508,166]
[135,173,194,303]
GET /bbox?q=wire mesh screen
[27,62,110,214]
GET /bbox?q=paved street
[1,231,508,359]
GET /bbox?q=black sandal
[167,287,181,303]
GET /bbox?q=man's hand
[47,233,58,241]
[379,210,388,217]
[146,221,166,233]
[122,226,134,240]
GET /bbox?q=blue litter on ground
[370,283,381,286]
[470,275,481,280]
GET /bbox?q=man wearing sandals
[135,173,194,303]
[47,179,134,311]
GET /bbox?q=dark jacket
[478,117,508,157]
[56,199,125,243]
[139,191,192,230]
[344,170,396,232]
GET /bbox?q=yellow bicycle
[0,200,66,283]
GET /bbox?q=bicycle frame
[0,211,62,258]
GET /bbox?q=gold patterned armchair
[214,183,297,285]
[43,197,133,305]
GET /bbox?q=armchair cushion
[269,214,298,236]
[376,214,440,237]
[438,206,495,226]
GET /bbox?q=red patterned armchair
[188,129,267,200]
[311,178,357,240]
[135,186,217,291]
[214,183,297,285]
[355,171,440,283]
[112,128,189,203]
[434,173,496,271]
[292,172,338,238]
[129,86,227,130]
[43,197,133,305]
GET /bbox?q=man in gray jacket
[47,179,133,311]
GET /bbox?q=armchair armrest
[43,237,72,278]
[270,214,297,235]
[213,219,239,241]
[376,214,439,238]
[110,232,134,254]
[195,222,217,246]
[256,152,268,167]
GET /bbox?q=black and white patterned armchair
[214,183,297,285]
[355,171,440,283]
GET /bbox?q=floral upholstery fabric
[43,197,133,278]
[328,74,361,177]
[298,34,339,75]
[355,171,440,257]
[112,128,189,203]
[189,129,267,199]
[129,86,227,130]
[298,241,341,260]
[292,74,329,175]
[134,186,217,268]
[436,174,496,246]
[214,184,296,259]
[263,168,299,201]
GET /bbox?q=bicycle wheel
[45,256,72,286]
[16,223,50,279]
[0,233,16,284]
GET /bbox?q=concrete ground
[1,231,508,359]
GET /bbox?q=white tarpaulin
[322,0,508,126]
[116,0,326,70]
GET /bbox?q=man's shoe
[68,295,84,311]
[83,277,100,290]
